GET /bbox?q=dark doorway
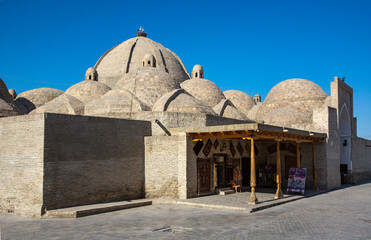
[197,158,211,194]
[241,157,250,187]
[340,164,348,184]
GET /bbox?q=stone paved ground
[154,190,308,212]
[0,180,370,240]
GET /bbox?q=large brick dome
[94,35,190,88]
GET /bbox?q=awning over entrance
[171,123,326,205]
[180,123,327,142]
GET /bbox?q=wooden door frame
[197,158,212,195]
[213,154,229,188]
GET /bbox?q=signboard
[287,168,307,194]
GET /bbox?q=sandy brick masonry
[0,114,45,217]
[0,113,151,218]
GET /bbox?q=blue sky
[0,0,370,138]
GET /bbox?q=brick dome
[30,94,84,115]
[114,67,179,108]
[153,89,216,115]
[264,78,327,103]
[94,36,190,88]
[213,99,250,121]
[15,88,64,114]
[0,78,13,103]
[180,78,225,108]
[85,89,150,116]
[65,81,111,104]
[256,78,328,126]
[223,90,255,115]
[261,105,312,127]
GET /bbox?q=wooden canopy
[183,123,327,143]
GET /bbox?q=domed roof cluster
[0,31,330,127]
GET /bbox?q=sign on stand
[287,168,307,194]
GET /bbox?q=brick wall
[85,111,248,136]
[144,135,183,198]
[42,113,151,210]
[351,137,371,183]
[0,114,45,217]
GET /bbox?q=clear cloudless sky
[0,0,370,138]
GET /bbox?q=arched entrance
[339,104,351,183]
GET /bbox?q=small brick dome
[85,89,150,116]
[223,90,255,115]
[30,94,84,115]
[15,88,64,114]
[65,81,111,104]
[153,89,216,115]
[180,78,225,108]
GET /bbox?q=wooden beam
[187,130,326,143]
[275,139,283,199]
[248,137,259,204]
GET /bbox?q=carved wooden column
[275,139,283,199]
[296,141,301,168]
[248,137,258,204]
[312,142,319,190]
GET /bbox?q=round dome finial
[192,64,204,78]
[142,54,156,67]
[137,26,147,37]
[254,94,261,103]
[85,67,98,81]
[8,89,17,99]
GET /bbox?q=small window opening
[195,73,198,78]
[143,62,145,66]
[148,61,151,65]
[89,75,91,80]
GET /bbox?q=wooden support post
[248,137,259,204]
[275,140,283,199]
[296,141,301,168]
[312,142,319,190]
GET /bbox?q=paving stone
[0,180,370,239]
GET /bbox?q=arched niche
[339,104,351,169]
